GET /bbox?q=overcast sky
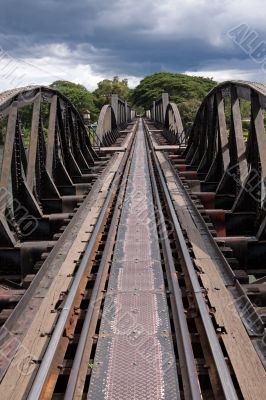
[0,0,265,91]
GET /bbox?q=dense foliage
[0,73,218,143]
[49,74,218,126]
[93,76,131,111]
[50,80,97,121]
[131,72,217,124]
[0,73,257,146]
[50,78,131,122]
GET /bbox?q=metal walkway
[88,120,179,399]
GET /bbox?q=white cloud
[0,47,142,91]
[185,69,263,83]
[0,0,266,92]
[185,55,266,84]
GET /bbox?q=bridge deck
[1,82,266,399]
[88,120,179,399]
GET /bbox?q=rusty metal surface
[0,151,124,385]
[88,121,179,399]
[0,85,40,109]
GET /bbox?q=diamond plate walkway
[88,119,179,400]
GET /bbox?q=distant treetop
[93,76,131,110]
[50,80,97,120]
[131,72,217,124]
[50,73,217,125]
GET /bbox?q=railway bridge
[0,81,265,399]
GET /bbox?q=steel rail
[64,124,137,399]
[144,123,239,400]
[145,118,264,337]
[0,162,113,382]
[145,126,201,399]
[164,142,265,337]
[27,127,136,400]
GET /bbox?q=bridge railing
[0,85,135,277]
[87,124,102,151]
[148,93,187,146]
[174,80,266,240]
[95,94,134,147]
[146,81,266,239]
[0,85,109,252]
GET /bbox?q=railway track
[145,119,266,399]
[1,81,266,399]
[0,86,136,397]
[2,118,263,399]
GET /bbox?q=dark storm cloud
[0,0,265,87]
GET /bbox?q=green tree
[50,80,97,121]
[178,98,202,127]
[131,72,217,124]
[93,76,131,110]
